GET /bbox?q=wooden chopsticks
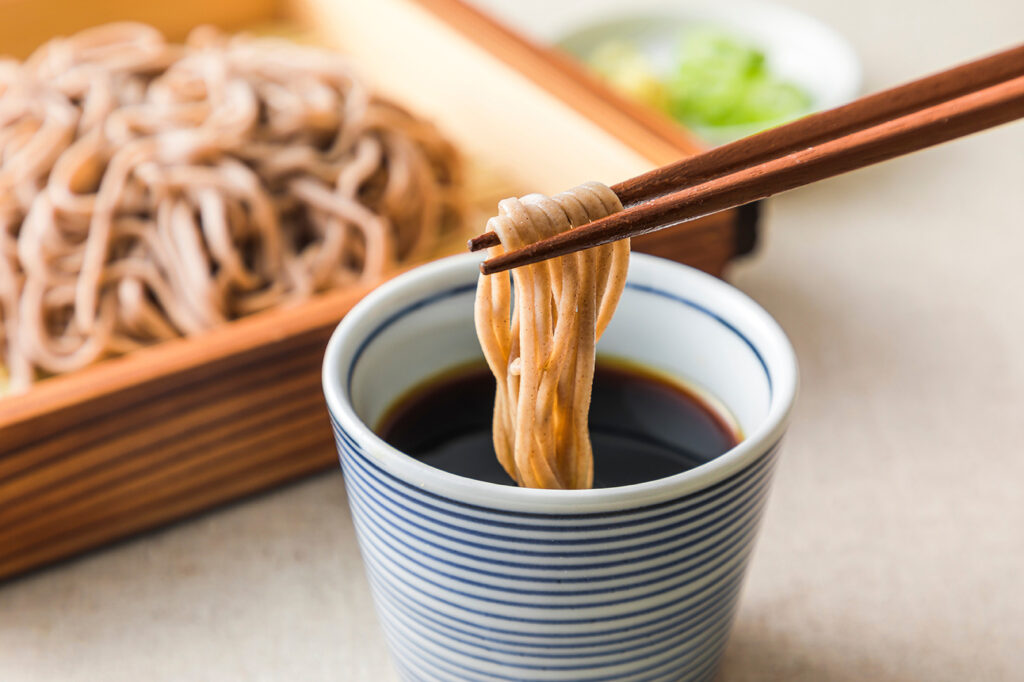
[469,43,1024,274]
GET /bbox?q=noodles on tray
[0,23,462,391]
[475,182,629,490]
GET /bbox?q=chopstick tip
[468,231,500,252]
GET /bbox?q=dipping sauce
[376,358,740,488]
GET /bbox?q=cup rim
[322,252,798,514]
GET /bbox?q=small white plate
[484,0,861,144]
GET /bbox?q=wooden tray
[0,0,758,581]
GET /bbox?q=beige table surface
[3,1,1023,680]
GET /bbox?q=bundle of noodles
[475,182,629,490]
[0,23,463,392]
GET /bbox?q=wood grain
[1,409,328,552]
[0,352,323,517]
[0,434,332,580]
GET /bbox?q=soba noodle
[0,23,462,392]
[475,182,628,490]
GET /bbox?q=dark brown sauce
[376,359,741,488]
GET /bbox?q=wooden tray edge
[413,0,707,166]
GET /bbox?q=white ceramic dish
[322,252,798,680]
[475,0,862,144]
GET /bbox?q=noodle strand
[475,181,628,490]
[0,23,463,391]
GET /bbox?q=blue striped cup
[322,252,797,682]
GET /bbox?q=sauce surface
[377,359,740,488]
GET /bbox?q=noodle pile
[475,182,628,490]
[0,23,462,391]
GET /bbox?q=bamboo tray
[0,0,758,581]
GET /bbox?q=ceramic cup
[322,252,797,681]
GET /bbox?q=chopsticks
[469,43,1024,274]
